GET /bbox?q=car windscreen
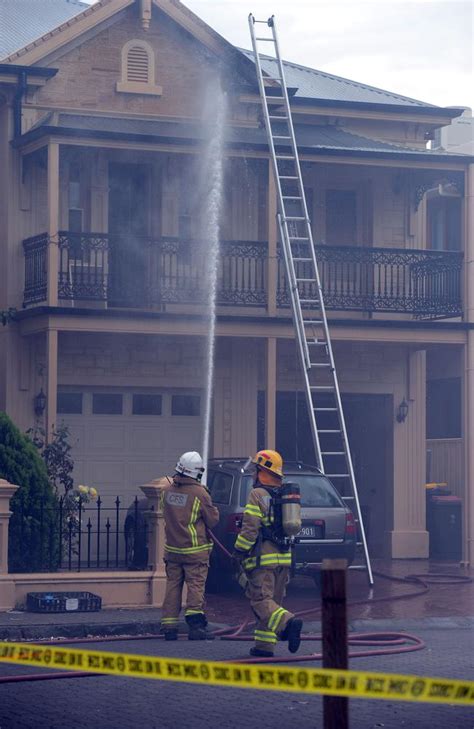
[206,470,234,505]
[240,474,343,508]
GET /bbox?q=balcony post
[267,160,278,315]
[265,337,277,448]
[47,142,59,307]
[463,163,474,566]
[45,328,58,444]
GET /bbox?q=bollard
[322,558,349,729]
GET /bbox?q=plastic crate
[26,591,102,613]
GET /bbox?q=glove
[231,551,245,571]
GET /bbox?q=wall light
[34,388,47,417]
[396,398,409,423]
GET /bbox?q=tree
[0,412,59,572]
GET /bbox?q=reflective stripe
[244,505,263,518]
[235,534,255,551]
[255,629,277,644]
[243,552,292,569]
[165,543,213,554]
[268,607,286,632]
[185,610,204,616]
[188,497,201,548]
[161,618,179,624]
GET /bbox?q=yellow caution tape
[0,641,472,705]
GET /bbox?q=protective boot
[186,613,215,641]
[280,617,303,653]
[164,630,178,641]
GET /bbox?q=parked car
[124,459,357,586]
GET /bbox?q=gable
[30,3,253,119]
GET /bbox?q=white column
[463,163,474,565]
[391,349,429,557]
[47,142,59,306]
[45,329,58,443]
[265,337,277,449]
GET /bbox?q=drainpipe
[13,69,27,138]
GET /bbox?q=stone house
[0,0,473,562]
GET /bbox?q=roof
[239,49,435,109]
[16,112,474,162]
[0,0,88,60]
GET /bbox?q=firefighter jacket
[234,486,292,571]
[161,475,220,563]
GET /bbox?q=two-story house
[0,0,473,563]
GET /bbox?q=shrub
[0,412,59,572]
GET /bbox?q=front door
[108,163,150,306]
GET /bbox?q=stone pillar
[267,160,278,316]
[391,349,429,558]
[0,479,19,609]
[45,328,58,443]
[229,340,258,456]
[463,163,474,565]
[266,337,277,449]
[140,478,167,607]
[47,142,60,307]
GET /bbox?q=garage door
[57,388,204,503]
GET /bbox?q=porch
[23,231,463,319]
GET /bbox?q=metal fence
[10,494,148,573]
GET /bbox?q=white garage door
[57,389,204,503]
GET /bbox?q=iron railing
[23,232,463,318]
[9,493,147,573]
[278,244,463,319]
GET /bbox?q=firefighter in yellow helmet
[234,449,303,657]
[160,451,219,641]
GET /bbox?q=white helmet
[175,451,205,482]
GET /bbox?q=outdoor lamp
[396,398,409,423]
[34,388,47,417]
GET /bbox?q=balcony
[23,232,463,320]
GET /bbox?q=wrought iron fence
[277,244,463,319]
[10,493,148,573]
[23,232,463,319]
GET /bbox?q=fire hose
[0,531,470,682]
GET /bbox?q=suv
[124,459,357,585]
[205,459,356,589]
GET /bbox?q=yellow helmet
[251,449,283,480]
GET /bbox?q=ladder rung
[276,155,295,160]
[256,37,275,41]
[279,176,298,180]
[296,278,317,283]
[266,97,285,103]
[273,136,291,140]
[305,320,324,325]
[284,217,307,222]
[282,196,302,200]
[315,407,337,411]
[294,258,312,262]
[348,565,367,570]
[322,452,345,455]
[269,115,288,120]
[320,430,341,433]
[289,236,309,240]
[325,474,350,478]
[309,363,331,368]
[342,496,355,500]
[299,299,319,304]
[310,385,334,390]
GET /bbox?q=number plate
[298,525,323,539]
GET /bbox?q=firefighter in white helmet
[234,449,303,657]
[160,451,219,640]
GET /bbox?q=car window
[207,471,233,505]
[240,474,342,508]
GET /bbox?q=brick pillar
[0,478,19,609]
[140,478,167,607]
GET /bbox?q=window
[132,394,162,416]
[325,190,357,245]
[92,393,123,415]
[427,197,462,251]
[427,378,461,438]
[171,394,201,416]
[116,40,162,96]
[207,472,233,505]
[240,474,341,508]
[57,392,83,415]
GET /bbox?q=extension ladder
[248,14,373,585]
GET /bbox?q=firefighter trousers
[245,566,293,653]
[161,560,209,632]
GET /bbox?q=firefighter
[234,449,303,657]
[160,451,219,641]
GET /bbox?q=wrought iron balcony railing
[23,232,463,320]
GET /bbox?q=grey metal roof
[239,49,434,108]
[0,0,88,60]
[19,112,473,161]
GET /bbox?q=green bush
[0,412,59,572]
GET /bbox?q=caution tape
[0,641,472,705]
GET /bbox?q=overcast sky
[85,0,474,108]
[185,0,473,108]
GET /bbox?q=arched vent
[127,45,149,84]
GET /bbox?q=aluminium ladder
[248,14,373,585]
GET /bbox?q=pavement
[1,559,472,641]
[0,628,472,729]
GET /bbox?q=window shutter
[127,46,149,83]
